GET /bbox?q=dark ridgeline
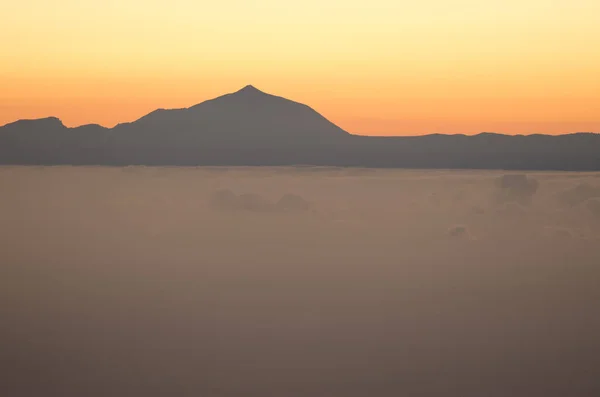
[1,85,599,170]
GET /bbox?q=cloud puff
[556,183,600,207]
[237,193,275,212]
[447,224,474,239]
[276,193,313,212]
[493,174,539,205]
[209,189,275,212]
[584,198,600,218]
[209,188,240,210]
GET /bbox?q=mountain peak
[234,85,265,95]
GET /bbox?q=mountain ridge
[1,85,598,137]
[1,85,599,170]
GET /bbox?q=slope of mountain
[1,85,599,170]
[115,85,348,143]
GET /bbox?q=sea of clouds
[1,166,599,396]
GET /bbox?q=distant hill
[1,85,599,170]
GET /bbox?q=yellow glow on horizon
[2,0,600,134]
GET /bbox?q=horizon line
[1,85,599,137]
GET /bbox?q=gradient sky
[2,0,600,135]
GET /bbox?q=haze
[2,0,600,134]
[2,166,599,396]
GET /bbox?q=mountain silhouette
[115,85,348,143]
[1,85,599,170]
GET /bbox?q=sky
[1,0,600,135]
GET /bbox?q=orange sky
[2,0,600,135]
